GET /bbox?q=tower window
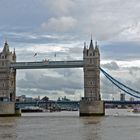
[90,58,92,63]
[11,81,14,86]
[2,62,4,66]
[10,93,12,101]
[1,55,5,59]
[3,83,5,87]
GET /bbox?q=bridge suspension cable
[100,67,140,94]
[100,67,140,99]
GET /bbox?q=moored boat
[132,107,140,113]
[21,107,44,113]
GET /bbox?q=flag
[54,53,56,57]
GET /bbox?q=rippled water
[0,109,140,140]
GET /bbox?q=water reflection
[80,117,102,140]
[0,117,17,140]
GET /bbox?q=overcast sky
[1,0,140,100]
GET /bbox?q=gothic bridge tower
[79,39,105,116]
[83,39,100,100]
[0,41,17,116]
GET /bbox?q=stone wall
[79,100,105,116]
[0,102,15,114]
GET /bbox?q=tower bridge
[0,39,139,116]
[0,39,104,116]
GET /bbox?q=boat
[21,106,44,113]
[132,107,140,113]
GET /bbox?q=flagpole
[54,52,56,61]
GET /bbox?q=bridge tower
[0,41,17,116]
[79,39,105,116]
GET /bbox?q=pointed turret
[89,39,94,50]
[13,48,16,61]
[83,42,87,52]
[83,42,88,57]
[95,41,99,54]
[3,40,9,53]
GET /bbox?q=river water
[0,109,139,140]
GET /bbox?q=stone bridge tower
[79,39,104,116]
[0,41,16,102]
[0,41,17,116]
[83,39,100,100]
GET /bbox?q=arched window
[89,58,92,63]
[10,93,13,101]
[2,62,4,66]
[1,55,5,59]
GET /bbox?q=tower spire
[89,35,94,50]
[3,40,9,53]
[13,48,16,61]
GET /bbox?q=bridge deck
[10,60,84,69]
[15,100,140,105]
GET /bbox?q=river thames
[0,109,139,140]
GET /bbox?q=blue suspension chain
[100,67,140,99]
[100,67,140,95]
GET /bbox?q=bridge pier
[79,98,104,116]
[79,40,104,116]
[0,102,21,117]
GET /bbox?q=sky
[0,0,140,100]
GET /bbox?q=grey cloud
[40,0,74,16]
[41,17,77,32]
[63,88,75,95]
[101,76,118,95]
[17,69,83,91]
[16,88,59,97]
[128,67,140,76]
[101,61,119,70]
[1,0,140,42]
[100,65,140,99]
[100,41,140,61]
[40,0,140,41]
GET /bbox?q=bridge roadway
[10,60,84,69]
[15,100,140,106]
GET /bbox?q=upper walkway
[10,60,84,69]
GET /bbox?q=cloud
[101,61,119,70]
[100,63,140,100]
[40,0,74,16]
[16,68,84,100]
[128,67,140,76]
[40,0,140,41]
[1,0,140,41]
[100,41,140,61]
[17,68,83,95]
[41,16,77,32]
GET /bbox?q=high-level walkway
[10,60,84,69]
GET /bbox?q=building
[129,97,134,101]
[120,93,125,101]
[0,41,16,102]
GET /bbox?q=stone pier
[80,99,104,116]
